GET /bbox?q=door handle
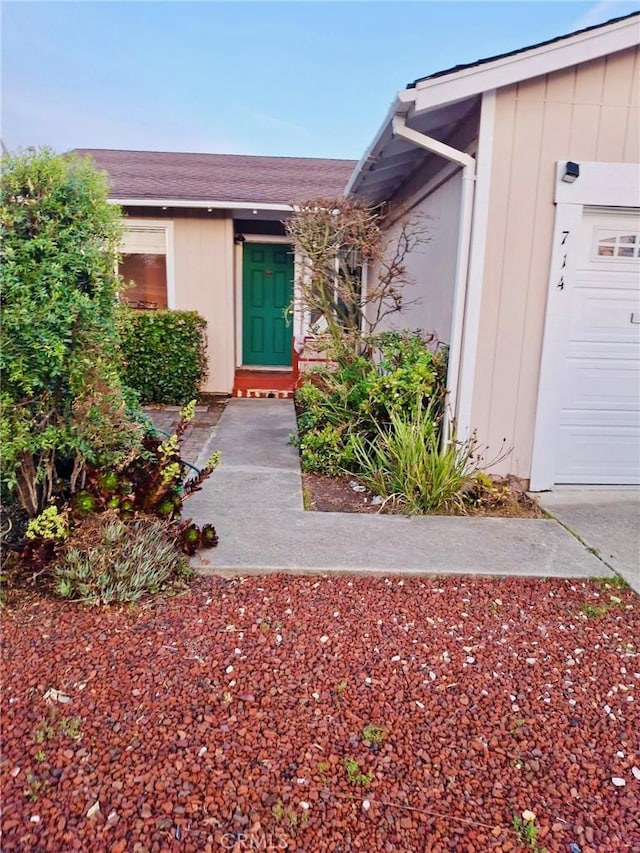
[632,313,640,324]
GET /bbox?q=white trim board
[455,89,496,439]
[529,161,640,491]
[112,198,293,212]
[411,16,638,113]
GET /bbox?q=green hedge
[120,310,208,405]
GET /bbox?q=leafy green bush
[120,309,207,404]
[294,331,447,476]
[350,403,478,513]
[1,148,141,517]
[299,425,357,476]
[53,512,192,605]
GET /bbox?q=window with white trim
[119,225,169,308]
[593,228,640,260]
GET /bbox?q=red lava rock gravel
[1,574,639,852]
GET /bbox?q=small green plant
[580,602,609,618]
[511,718,525,731]
[34,749,46,763]
[594,575,629,590]
[316,761,330,777]
[271,799,305,830]
[58,717,82,739]
[34,720,56,744]
[272,799,285,822]
[23,774,48,803]
[362,723,386,745]
[512,811,545,852]
[335,679,348,695]
[26,506,70,541]
[344,757,373,787]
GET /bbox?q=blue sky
[2,1,638,159]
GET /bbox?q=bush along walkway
[2,573,638,851]
[186,399,614,580]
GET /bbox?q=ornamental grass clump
[53,512,192,605]
[350,402,479,513]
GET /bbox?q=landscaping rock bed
[2,575,638,851]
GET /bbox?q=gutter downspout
[391,113,476,443]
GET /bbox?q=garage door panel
[562,358,640,413]
[568,286,640,346]
[556,425,640,484]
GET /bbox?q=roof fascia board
[344,100,400,196]
[412,18,638,113]
[110,198,294,212]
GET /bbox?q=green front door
[242,243,293,366]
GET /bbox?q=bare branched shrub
[285,198,428,359]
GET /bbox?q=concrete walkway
[186,399,624,583]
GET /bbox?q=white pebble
[415,700,425,709]
[225,665,234,674]
[616,750,625,758]
[320,635,329,644]
[526,658,537,665]
[362,799,371,811]
[300,801,310,810]
[198,746,207,757]
[612,777,626,787]
[391,655,401,662]
[632,766,640,780]
[30,816,40,824]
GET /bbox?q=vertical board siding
[373,172,463,343]
[472,46,639,479]
[173,217,234,394]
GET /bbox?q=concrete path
[185,400,622,582]
[537,488,640,592]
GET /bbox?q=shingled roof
[74,148,357,206]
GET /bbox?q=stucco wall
[472,46,640,478]
[375,171,462,344]
[172,216,235,394]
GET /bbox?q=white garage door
[556,209,640,484]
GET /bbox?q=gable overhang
[345,93,479,203]
[346,12,640,201]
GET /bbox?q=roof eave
[110,198,295,212]
[344,91,415,197]
[346,13,639,198]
